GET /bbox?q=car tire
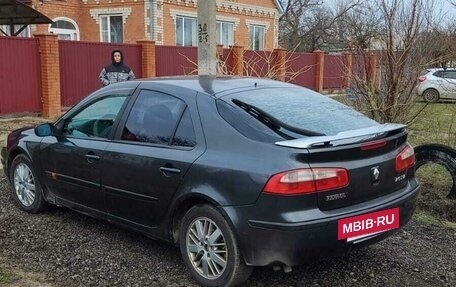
[9,154,49,213]
[179,204,253,287]
[415,144,456,199]
[422,88,440,103]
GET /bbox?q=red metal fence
[323,54,346,89]
[156,46,198,76]
[286,52,317,90]
[243,50,274,77]
[0,36,41,114]
[0,36,357,115]
[59,41,142,106]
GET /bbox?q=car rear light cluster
[395,143,415,172]
[418,76,426,83]
[263,168,349,195]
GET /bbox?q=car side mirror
[34,123,53,137]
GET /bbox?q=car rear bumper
[223,180,419,267]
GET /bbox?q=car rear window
[222,87,378,137]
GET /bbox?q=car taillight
[418,76,426,83]
[263,168,349,195]
[395,144,415,172]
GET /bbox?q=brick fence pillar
[273,48,286,82]
[232,45,244,76]
[343,51,353,88]
[216,44,225,75]
[35,33,61,119]
[216,44,224,61]
[137,40,156,78]
[368,53,377,86]
[314,49,324,92]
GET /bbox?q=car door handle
[85,152,100,162]
[159,166,181,177]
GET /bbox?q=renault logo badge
[371,166,380,184]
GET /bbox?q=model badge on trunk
[326,193,347,201]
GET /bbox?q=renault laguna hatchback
[1,76,419,286]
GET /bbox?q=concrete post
[137,40,156,78]
[197,0,217,76]
[35,33,61,119]
[315,50,325,92]
[273,48,286,81]
[343,51,353,88]
[232,46,244,76]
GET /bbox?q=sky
[324,0,456,26]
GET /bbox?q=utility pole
[197,0,217,76]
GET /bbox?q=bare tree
[278,0,359,52]
[341,0,455,124]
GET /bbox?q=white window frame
[48,17,80,40]
[216,21,234,48]
[249,25,265,51]
[99,14,124,43]
[0,25,30,37]
[175,15,197,46]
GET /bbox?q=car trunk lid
[275,124,413,210]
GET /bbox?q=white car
[417,68,456,102]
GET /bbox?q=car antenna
[254,82,257,87]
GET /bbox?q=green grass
[408,102,456,148]
[413,211,456,230]
[0,268,15,284]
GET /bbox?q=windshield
[224,87,378,136]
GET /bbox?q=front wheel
[179,204,252,287]
[9,154,48,213]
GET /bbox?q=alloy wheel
[13,163,36,207]
[186,217,228,279]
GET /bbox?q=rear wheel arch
[169,197,236,245]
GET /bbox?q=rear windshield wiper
[232,99,325,137]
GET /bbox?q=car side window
[442,71,456,79]
[433,71,443,77]
[121,90,190,146]
[63,95,128,139]
[172,107,196,147]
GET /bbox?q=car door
[441,71,456,99]
[102,87,205,228]
[39,92,131,212]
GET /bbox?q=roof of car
[426,68,456,72]
[135,76,295,97]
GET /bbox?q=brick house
[6,0,283,50]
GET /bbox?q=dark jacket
[99,50,135,86]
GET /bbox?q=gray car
[2,76,419,287]
[417,68,456,102]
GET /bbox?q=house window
[176,16,197,46]
[249,25,265,51]
[0,25,30,37]
[216,21,234,48]
[100,15,123,43]
[49,18,79,40]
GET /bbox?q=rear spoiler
[275,123,407,148]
